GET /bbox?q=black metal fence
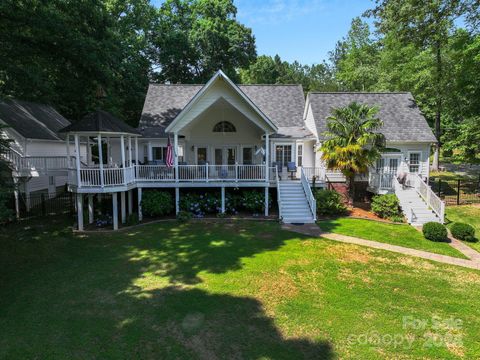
[429,177,480,205]
[14,191,75,219]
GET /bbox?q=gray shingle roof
[308,92,437,143]
[60,110,140,135]
[0,99,70,140]
[138,84,305,138]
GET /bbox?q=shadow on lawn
[0,219,335,359]
[122,221,298,284]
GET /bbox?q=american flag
[166,136,174,168]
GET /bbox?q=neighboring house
[0,99,85,216]
[2,70,444,229]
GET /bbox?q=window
[409,153,421,173]
[275,145,292,167]
[152,147,167,161]
[213,121,236,133]
[197,147,207,164]
[297,144,303,167]
[242,147,253,165]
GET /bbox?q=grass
[446,205,480,251]
[317,217,466,258]
[429,170,476,181]
[1,216,480,359]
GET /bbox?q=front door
[275,145,292,169]
[214,147,236,165]
[376,156,400,188]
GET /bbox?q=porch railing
[69,164,275,187]
[302,166,326,182]
[369,172,395,190]
[276,166,282,220]
[300,167,316,221]
[413,174,445,223]
[1,145,70,173]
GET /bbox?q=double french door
[376,156,400,188]
[214,147,236,165]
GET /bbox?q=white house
[0,99,87,217]
[1,71,445,229]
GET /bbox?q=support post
[112,193,118,230]
[120,191,126,223]
[74,134,81,187]
[135,136,139,165]
[174,133,179,182]
[66,135,71,167]
[13,177,20,219]
[128,189,133,215]
[138,187,143,221]
[97,134,104,188]
[128,136,132,167]
[76,193,84,231]
[265,132,269,182]
[264,187,269,216]
[221,187,225,213]
[88,194,94,224]
[120,135,126,184]
[175,187,180,214]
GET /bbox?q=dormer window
[213,121,236,133]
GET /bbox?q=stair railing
[300,167,317,221]
[276,166,282,221]
[414,174,445,223]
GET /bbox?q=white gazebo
[60,110,141,230]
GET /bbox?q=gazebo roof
[60,110,140,135]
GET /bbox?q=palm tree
[320,102,385,204]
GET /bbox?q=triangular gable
[165,70,278,134]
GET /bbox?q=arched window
[213,121,236,133]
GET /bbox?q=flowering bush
[179,189,270,217]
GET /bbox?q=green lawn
[446,205,480,251]
[317,217,466,258]
[1,217,480,359]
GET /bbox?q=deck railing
[1,145,70,173]
[302,166,326,182]
[300,167,317,221]
[369,172,395,190]
[70,164,276,188]
[414,174,445,223]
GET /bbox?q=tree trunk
[432,41,442,171]
[348,174,355,205]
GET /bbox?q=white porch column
[66,134,71,167]
[264,187,269,216]
[13,177,20,219]
[174,133,179,182]
[138,187,143,221]
[86,136,91,165]
[135,137,139,165]
[265,132,269,182]
[76,193,84,231]
[74,134,81,187]
[112,193,118,230]
[97,134,104,188]
[175,187,180,214]
[120,135,126,184]
[88,194,94,224]
[128,189,133,215]
[221,187,225,213]
[128,136,132,166]
[120,191,126,223]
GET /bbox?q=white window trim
[407,151,422,174]
[273,142,295,164]
[296,143,303,167]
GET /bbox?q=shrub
[423,222,448,242]
[371,194,402,220]
[450,222,476,242]
[141,191,174,217]
[126,213,139,226]
[315,190,347,216]
[177,210,192,222]
[241,190,271,214]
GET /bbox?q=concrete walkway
[282,223,480,270]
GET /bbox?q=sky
[152,0,376,64]
[234,0,375,64]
